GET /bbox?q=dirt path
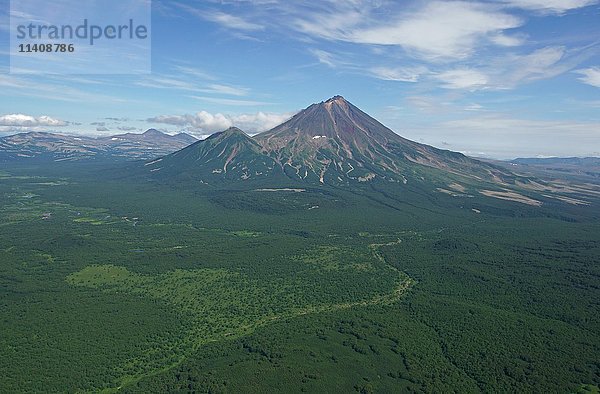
[242,238,415,328]
[113,239,415,392]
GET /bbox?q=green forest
[0,163,598,393]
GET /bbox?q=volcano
[255,95,515,185]
[145,96,519,188]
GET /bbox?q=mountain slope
[97,129,198,159]
[503,157,600,183]
[144,127,280,182]
[0,129,197,161]
[0,132,104,160]
[255,96,515,185]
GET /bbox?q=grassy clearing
[66,238,414,389]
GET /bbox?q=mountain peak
[145,126,278,182]
[143,128,164,137]
[324,95,347,104]
[222,127,246,135]
[207,127,249,141]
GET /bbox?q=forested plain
[0,162,598,393]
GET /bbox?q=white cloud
[574,67,600,88]
[233,112,293,133]
[489,33,526,47]
[0,114,69,127]
[435,69,490,90]
[149,112,232,133]
[370,66,428,82]
[148,111,293,134]
[502,0,598,14]
[293,1,523,60]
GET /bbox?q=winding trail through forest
[110,238,415,392]
[244,238,416,329]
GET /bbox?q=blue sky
[0,0,599,158]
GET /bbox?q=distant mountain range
[511,157,600,166]
[506,157,600,182]
[0,129,197,161]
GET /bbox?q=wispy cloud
[574,67,600,87]
[370,46,578,91]
[310,49,343,68]
[190,96,272,106]
[173,65,217,81]
[0,74,129,103]
[370,66,428,82]
[176,3,264,31]
[435,69,490,90]
[204,84,250,97]
[136,75,250,96]
[501,0,598,14]
[203,10,264,31]
[136,76,201,91]
[293,1,523,61]
[163,0,596,94]
[499,46,568,87]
